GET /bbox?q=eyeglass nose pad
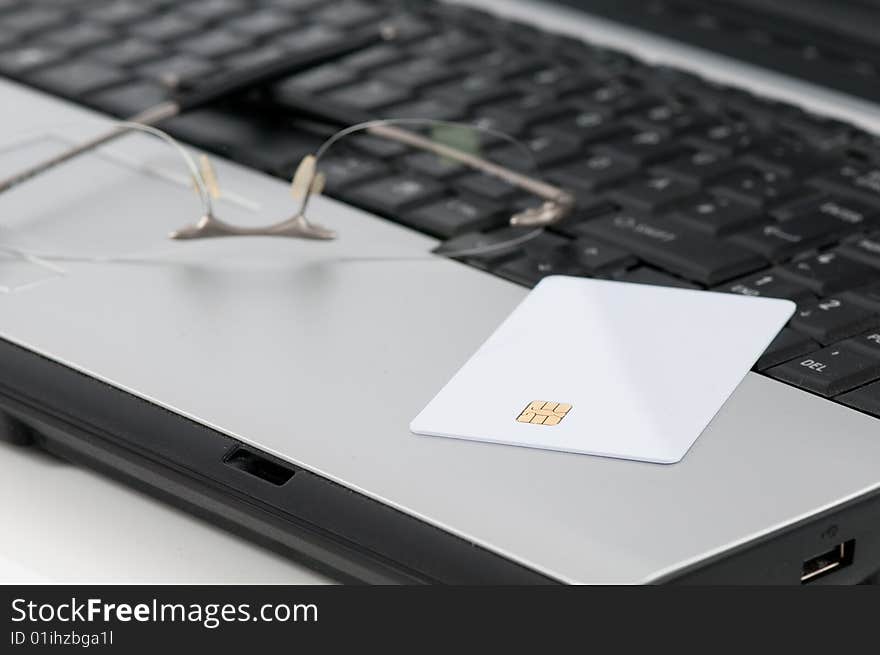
[169,213,337,240]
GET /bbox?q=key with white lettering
[839,330,880,359]
[608,175,695,213]
[755,327,818,371]
[716,270,814,303]
[579,212,764,285]
[669,193,761,236]
[772,194,879,229]
[810,163,880,208]
[776,250,876,295]
[766,346,880,396]
[841,280,880,313]
[789,297,880,344]
[839,231,880,269]
[731,214,844,262]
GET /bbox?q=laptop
[1,0,879,584]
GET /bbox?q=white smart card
[411,276,795,464]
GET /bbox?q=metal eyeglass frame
[167,117,576,242]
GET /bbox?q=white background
[0,441,330,584]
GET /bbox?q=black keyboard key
[228,9,296,38]
[717,270,814,303]
[139,55,214,89]
[274,64,354,95]
[519,65,574,89]
[534,107,628,144]
[412,29,489,62]
[496,253,589,287]
[404,196,503,238]
[0,28,17,50]
[381,98,464,121]
[741,138,830,177]
[669,194,761,236]
[91,39,164,67]
[2,7,66,36]
[494,236,593,287]
[595,129,682,166]
[580,46,638,78]
[767,192,826,220]
[377,12,434,43]
[375,57,459,89]
[426,73,515,109]
[810,163,880,208]
[839,231,880,269]
[546,154,638,192]
[338,44,401,72]
[755,328,818,371]
[162,108,319,175]
[731,214,843,262]
[767,345,880,397]
[314,0,382,28]
[613,267,699,289]
[790,297,880,344]
[92,1,154,25]
[778,112,852,151]
[685,121,759,156]
[0,46,63,74]
[178,29,252,59]
[712,169,798,208]
[578,81,653,115]
[771,194,878,230]
[43,24,114,51]
[129,13,205,42]
[324,79,410,112]
[454,173,518,202]
[836,380,880,416]
[608,176,695,213]
[840,329,880,359]
[841,281,880,314]
[626,103,709,137]
[268,0,323,9]
[652,150,736,186]
[349,134,409,159]
[30,60,127,97]
[222,45,285,71]
[492,133,583,169]
[724,93,795,128]
[463,49,544,79]
[180,0,249,22]
[402,152,466,180]
[776,251,876,296]
[548,196,617,238]
[88,80,169,116]
[516,66,595,98]
[580,212,764,284]
[564,237,637,274]
[316,154,388,192]
[347,175,446,214]
[276,25,345,53]
[472,94,570,135]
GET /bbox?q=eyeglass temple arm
[0,28,391,197]
[366,123,575,226]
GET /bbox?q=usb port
[800,540,855,584]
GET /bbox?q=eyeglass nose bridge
[169,212,336,240]
[170,152,335,240]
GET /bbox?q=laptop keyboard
[6,0,880,417]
